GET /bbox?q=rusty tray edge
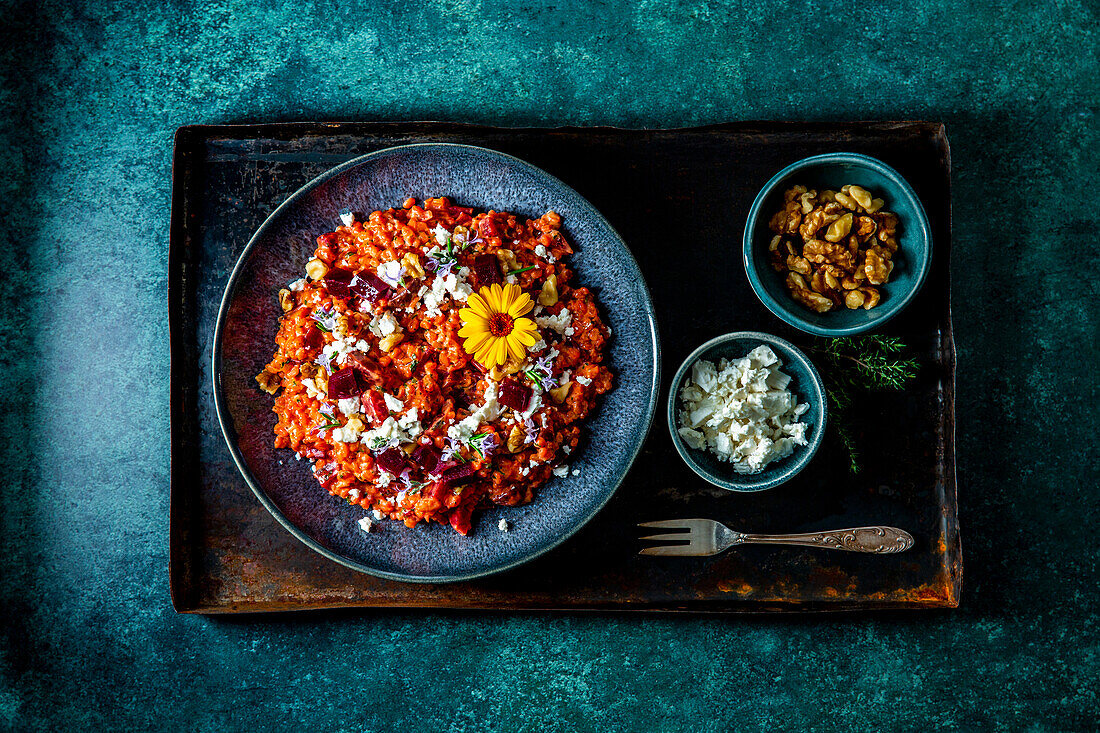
[169,121,960,614]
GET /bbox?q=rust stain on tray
[169,121,961,613]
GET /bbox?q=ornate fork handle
[739,526,914,553]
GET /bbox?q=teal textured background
[1,0,1097,730]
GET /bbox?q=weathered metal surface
[169,121,960,613]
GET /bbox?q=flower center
[488,313,514,337]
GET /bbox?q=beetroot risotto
[255,197,614,535]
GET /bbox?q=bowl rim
[742,152,932,336]
[666,331,827,492]
[211,142,661,583]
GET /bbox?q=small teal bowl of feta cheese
[667,332,826,492]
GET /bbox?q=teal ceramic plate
[213,143,659,583]
[667,332,826,492]
[743,153,931,336]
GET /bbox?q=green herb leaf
[508,266,537,276]
[811,335,919,474]
[314,321,331,333]
[316,419,342,430]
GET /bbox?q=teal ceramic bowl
[743,153,931,336]
[667,332,826,492]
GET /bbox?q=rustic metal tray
[170,121,960,613]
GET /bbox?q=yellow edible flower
[458,284,539,367]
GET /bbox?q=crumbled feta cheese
[533,244,556,263]
[377,260,404,287]
[676,345,810,474]
[348,488,361,499]
[372,508,385,520]
[552,465,569,478]
[571,468,580,476]
[432,225,451,246]
[357,516,373,533]
[498,518,510,532]
[369,311,401,337]
[447,382,501,440]
[338,397,361,416]
[360,417,402,446]
[376,470,394,488]
[332,421,363,443]
[518,388,541,421]
[576,375,592,386]
[340,210,355,227]
[301,378,325,400]
[530,337,548,352]
[324,336,369,366]
[288,278,306,292]
[383,393,405,413]
[397,408,422,437]
[562,445,572,454]
[535,309,572,334]
[564,326,575,337]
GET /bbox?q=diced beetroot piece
[498,379,532,412]
[440,463,476,485]
[425,481,450,503]
[327,367,362,400]
[412,444,442,473]
[303,324,325,350]
[477,217,500,239]
[324,278,351,298]
[472,253,502,286]
[361,390,390,426]
[324,268,354,298]
[374,448,407,475]
[449,506,473,535]
[350,271,392,303]
[345,353,383,387]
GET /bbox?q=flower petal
[458,307,488,327]
[458,318,488,338]
[512,317,538,335]
[463,330,492,355]
[505,335,526,362]
[491,338,509,367]
[514,328,539,347]
[465,293,492,319]
[479,284,499,313]
[506,291,534,318]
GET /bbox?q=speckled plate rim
[741,152,932,336]
[211,142,660,584]
[666,331,827,492]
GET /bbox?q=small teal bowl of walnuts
[743,152,932,336]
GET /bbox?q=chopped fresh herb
[507,266,537,276]
[316,419,342,430]
[524,369,545,390]
[810,335,920,474]
[314,321,331,333]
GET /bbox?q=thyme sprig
[810,335,920,473]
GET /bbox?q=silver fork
[638,519,914,556]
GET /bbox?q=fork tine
[638,545,707,557]
[638,532,694,542]
[637,520,693,529]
